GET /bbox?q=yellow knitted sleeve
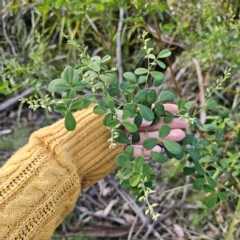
[0,106,123,240]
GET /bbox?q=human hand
[118,103,188,157]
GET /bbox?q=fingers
[125,145,163,158]
[135,129,186,145]
[139,118,188,132]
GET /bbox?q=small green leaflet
[157,49,171,58]
[134,68,148,75]
[159,91,175,101]
[122,110,130,120]
[113,129,130,144]
[116,154,131,168]
[48,79,69,92]
[123,122,138,133]
[134,89,148,102]
[150,151,165,163]
[70,100,83,111]
[138,104,154,121]
[65,111,76,131]
[107,119,121,129]
[218,192,228,202]
[129,175,141,186]
[93,105,108,114]
[123,72,136,82]
[162,140,182,154]
[143,138,158,150]
[205,195,217,208]
[61,66,79,84]
[150,71,165,81]
[147,89,157,104]
[193,178,205,190]
[159,125,171,138]
[156,60,166,69]
[101,55,111,63]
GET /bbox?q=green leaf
[203,184,216,193]
[220,158,228,169]
[88,61,100,71]
[61,66,78,84]
[134,156,144,166]
[123,72,137,82]
[122,170,133,179]
[218,192,228,202]
[184,101,195,110]
[163,115,174,124]
[134,115,142,128]
[102,113,113,126]
[162,140,182,154]
[99,71,117,84]
[124,146,134,159]
[134,89,148,102]
[205,99,217,109]
[107,119,121,129]
[150,71,165,81]
[145,54,156,59]
[93,105,108,115]
[154,103,165,117]
[207,176,217,188]
[135,68,148,75]
[48,79,69,92]
[70,100,83,111]
[150,151,165,163]
[147,89,157,104]
[205,195,217,208]
[138,104,154,121]
[101,55,111,63]
[54,105,67,113]
[113,129,130,144]
[121,180,130,189]
[156,60,166,69]
[65,111,76,131]
[122,111,130,120]
[116,154,131,168]
[107,87,120,97]
[138,76,147,84]
[142,163,151,174]
[177,99,186,110]
[186,148,200,162]
[215,128,224,141]
[159,125,171,138]
[194,162,205,175]
[129,175,141,187]
[107,99,115,112]
[143,138,158,150]
[193,178,205,190]
[124,104,136,118]
[133,163,141,173]
[183,167,195,175]
[72,82,86,91]
[123,122,138,133]
[154,78,164,87]
[157,49,171,58]
[132,132,140,143]
[159,91,175,101]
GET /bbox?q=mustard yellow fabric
[0,106,123,239]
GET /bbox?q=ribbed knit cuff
[31,106,123,189]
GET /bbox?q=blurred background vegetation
[0,0,240,239]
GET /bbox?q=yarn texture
[0,106,123,239]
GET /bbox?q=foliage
[22,32,239,219]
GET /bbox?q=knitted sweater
[0,106,123,239]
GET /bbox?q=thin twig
[116,7,124,85]
[1,11,17,56]
[0,88,33,111]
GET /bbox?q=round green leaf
[147,89,157,104]
[159,125,171,138]
[143,138,158,150]
[205,195,217,208]
[203,184,216,193]
[116,154,131,168]
[70,100,83,111]
[134,68,148,75]
[108,119,121,129]
[162,140,182,154]
[123,122,138,133]
[138,104,154,121]
[157,49,171,58]
[150,151,165,163]
[183,167,195,175]
[134,115,142,128]
[123,72,136,82]
[48,79,69,92]
[101,55,111,63]
[142,163,151,174]
[150,71,165,81]
[134,89,148,102]
[218,192,228,202]
[93,105,108,115]
[193,178,205,190]
[122,110,130,120]
[138,76,147,84]
[159,91,175,101]
[113,129,130,144]
[54,105,67,114]
[156,60,166,69]
[129,175,141,186]
[65,111,76,131]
